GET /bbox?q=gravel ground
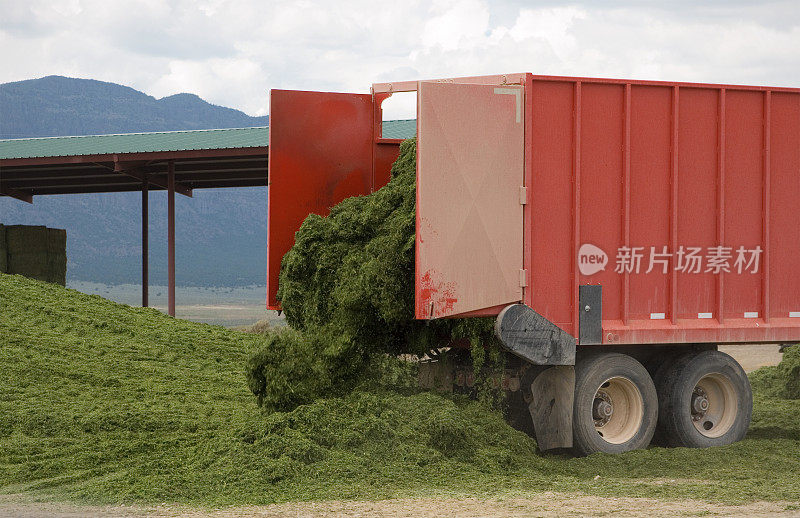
[1,493,798,518]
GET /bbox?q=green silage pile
[0,273,534,504]
[2,263,800,505]
[750,345,800,399]
[783,346,800,398]
[247,139,495,411]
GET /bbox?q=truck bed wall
[523,76,800,346]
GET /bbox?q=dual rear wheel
[656,350,752,448]
[570,350,752,456]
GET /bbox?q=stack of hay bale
[0,224,67,285]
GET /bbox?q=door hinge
[519,186,527,205]
[519,269,528,287]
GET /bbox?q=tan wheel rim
[593,376,644,444]
[691,373,738,438]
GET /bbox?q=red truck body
[267,73,800,347]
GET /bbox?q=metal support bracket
[579,285,603,345]
[113,157,192,197]
[0,186,33,203]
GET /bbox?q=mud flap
[529,365,575,450]
[495,304,577,451]
[495,304,576,365]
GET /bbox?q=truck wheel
[658,350,752,448]
[650,350,698,446]
[572,353,658,456]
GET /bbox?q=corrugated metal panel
[0,126,269,159]
[0,120,417,160]
[383,119,417,139]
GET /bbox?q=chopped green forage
[247,139,497,411]
[750,345,800,400]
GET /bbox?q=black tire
[650,350,699,446]
[572,353,658,456]
[658,350,752,448]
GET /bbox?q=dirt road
[719,343,784,372]
[1,493,798,518]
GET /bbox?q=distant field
[1,273,798,514]
[68,281,283,328]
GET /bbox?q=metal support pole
[142,176,149,307]
[167,161,176,317]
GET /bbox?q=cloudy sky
[1,0,799,118]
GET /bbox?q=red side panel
[524,75,800,345]
[528,79,573,328]
[267,90,373,309]
[723,90,764,320]
[676,88,718,321]
[579,83,625,325]
[770,92,800,320]
[628,85,671,322]
[266,73,800,346]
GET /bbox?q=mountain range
[0,75,268,138]
[0,76,269,286]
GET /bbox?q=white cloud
[421,0,491,51]
[506,7,585,55]
[0,0,798,118]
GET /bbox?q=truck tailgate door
[267,89,374,309]
[416,82,525,319]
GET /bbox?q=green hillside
[1,273,799,505]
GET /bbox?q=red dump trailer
[267,73,800,455]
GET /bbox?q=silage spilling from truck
[255,75,800,457]
[246,139,500,412]
[751,345,800,400]
[245,135,800,433]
